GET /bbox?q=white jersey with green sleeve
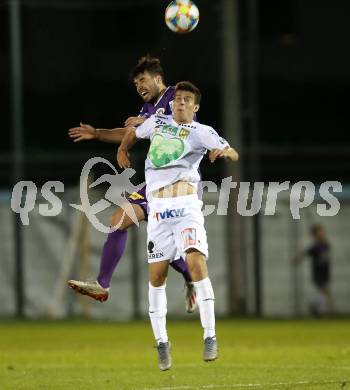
[135,114,230,197]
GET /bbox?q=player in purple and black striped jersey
[67,56,197,312]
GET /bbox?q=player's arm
[117,116,155,169]
[292,248,310,265]
[124,116,146,128]
[68,122,127,144]
[209,146,239,163]
[201,126,239,163]
[117,128,137,169]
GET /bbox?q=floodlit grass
[1,318,350,389]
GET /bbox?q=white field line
[173,362,350,370]
[136,379,348,390]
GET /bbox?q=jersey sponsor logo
[181,228,197,246]
[154,123,192,139]
[155,117,167,125]
[128,192,145,201]
[149,134,185,167]
[160,124,178,136]
[179,128,190,140]
[154,208,185,221]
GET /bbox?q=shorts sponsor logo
[182,228,197,246]
[147,241,164,259]
[154,208,185,221]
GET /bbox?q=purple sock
[97,229,128,288]
[170,257,192,283]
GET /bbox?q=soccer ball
[165,0,199,34]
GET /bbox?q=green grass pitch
[1,318,349,389]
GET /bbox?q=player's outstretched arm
[117,128,138,169]
[293,250,308,265]
[209,147,239,163]
[68,122,127,144]
[124,116,146,128]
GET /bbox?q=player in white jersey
[117,81,239,370]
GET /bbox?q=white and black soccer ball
[165,0,199,34]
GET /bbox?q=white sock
[193,277,216,339]
[148,282,168,345]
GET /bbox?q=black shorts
[313,267,330,288]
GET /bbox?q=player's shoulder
[168,85,176,94]
[161,85,175,101]
[193,121,217,133]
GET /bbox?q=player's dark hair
[130,55,165,82]
[175,81,201,104]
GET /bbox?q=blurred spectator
[295,224,333,315]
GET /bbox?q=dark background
[1,0,349,186]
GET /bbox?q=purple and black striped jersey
[138,86,175,118]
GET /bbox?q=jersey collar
[153,86,170,107]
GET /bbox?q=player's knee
[149,276,167,287]
[185,249,208,280]
[188,264,203,280]
[185,249,205,269]
[109,209,127,229]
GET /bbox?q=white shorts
[147,194,208,263]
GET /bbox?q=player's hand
[68,122,97,142]
[124,116,145,128]
[117,147,131,169]
[209,147,239,162]
[209,148,227,163]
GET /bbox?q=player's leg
[149,260,171,371]
[147,198,177,370]
[68,202,145,302]
[170,257,192,282]
[185,249,217,361]
[148,260,169,343]
[97,203,146,287]
[174,194,217,361]
[321,266,333,312]
[170,256,196,313]
[311,269,332,314]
